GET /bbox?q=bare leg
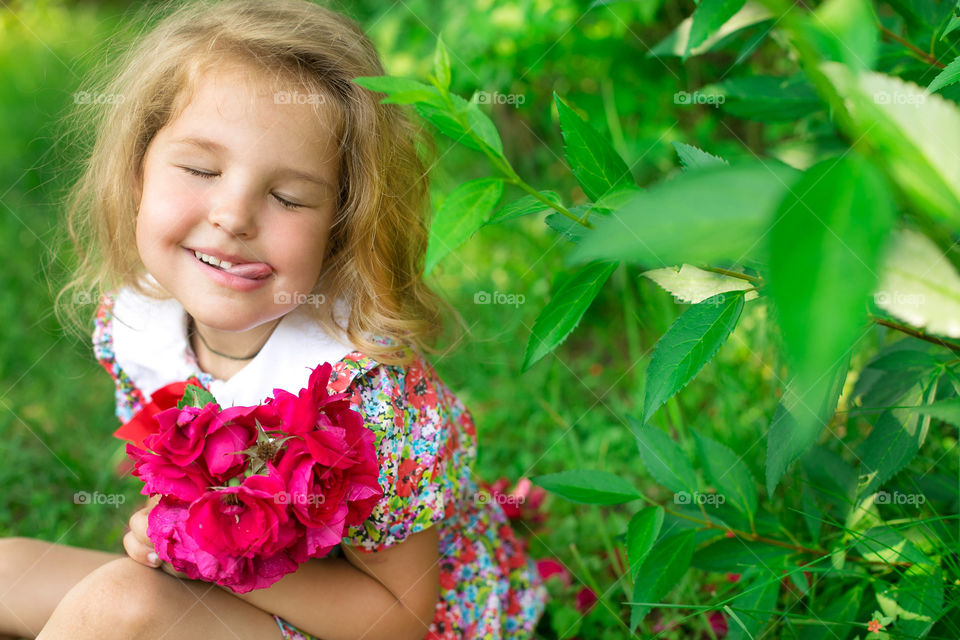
[38,558,284,639]
[0,537,122,639]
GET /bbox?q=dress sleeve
[339,356,455,553]
[92,291,147,424]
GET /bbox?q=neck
[188,316,282,378]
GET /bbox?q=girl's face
[136,63,339,336]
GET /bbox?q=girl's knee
[56,558,168,635]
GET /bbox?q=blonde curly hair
[56,0,459,367]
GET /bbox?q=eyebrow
[171,136,335,190]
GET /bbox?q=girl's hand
[124,494,161,567]
[123,495,191,579]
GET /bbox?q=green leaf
[432,36,451,91]
[532,470,643,505]
[631,416,699,495]
[911,397,960,427]
[765,357,850,495]
[822,63,960,224]
[801,445,857,511]
[694,431,758,520]
[672,141,728,171]
[686,0,748,58]
[874,229,960,339]
[568,159,801,267]
[768,154,893,487]
[807,0,878,71]
[643,291,746,423]
[425,178,503,274]
[352,76,444,107]
[691,538,792,571]
[853,526,932,565]
[797,584,863,640]
[627,506,664,581]
[895,564,943,638]
[544,211,588,243]
[706,74,822,122]
[415,94,504,156]
[488,191,562,224]
[642,264,756,304]
[521,261,618,370]
[858,372,937,495]
[177,383,217,410]
[554,93,632,201]
[726,569,780,640]
[650,2,773,58]
[630,530,696,630]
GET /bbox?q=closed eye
[180,166,304,209]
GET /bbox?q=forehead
[165,59,341,154]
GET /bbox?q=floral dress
[92,291,547,639]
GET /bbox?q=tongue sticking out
[223,262,273,280]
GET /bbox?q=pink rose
[202,404,281,482]
[185,470,298,559]
[147,403,219,467]
[126,443,212,502]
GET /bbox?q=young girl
[0,1,546,638]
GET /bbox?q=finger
[123,529,160,568]
[128,507,152,545]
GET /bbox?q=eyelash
[180,167,304,210]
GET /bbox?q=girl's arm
[126,501,438,639]
[225,527,440,640]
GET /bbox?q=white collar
[110,281,363,408]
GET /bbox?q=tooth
[219,260,233,269]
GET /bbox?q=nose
[207,185,258,239]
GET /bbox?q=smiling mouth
[187,248,274,280]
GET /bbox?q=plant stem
[879,24,947,68]
[699,266,763,285]
[869,316,960,354]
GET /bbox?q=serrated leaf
[177,384,217,410]
[801,445,857,511]
[643,264,756,304]
[929,56,960,93]
[488,191,562,224]
[532,470,643,504]
[650,2,773,58]
[415,94,504,156]
[822,63,960,223]
[672,141,728,171]
[643,292,745,423]
[686,0,748,58]
[630,530,696,630]
[911,397,960,427]
[627,506,664,581]
[522,261,617,370]
[554,93,632,201]
[568,160,801,268]
[874,229,960,339]
[694,431,758,520]
[425,178,503,274]
[631,416,699,495]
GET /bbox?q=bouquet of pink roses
[120,363,382,593]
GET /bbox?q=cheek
[271,216,331,279]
